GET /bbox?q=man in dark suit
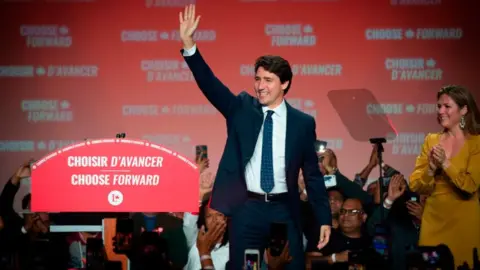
[178,5,332,269]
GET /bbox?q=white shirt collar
[262,99,287,117]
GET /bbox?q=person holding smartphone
[178,5,331,269]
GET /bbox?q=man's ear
[281,81,290,91]
[362,213,368,223]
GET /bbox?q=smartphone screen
[422,251,440,265]
[314,140,327,153]
[269,223,288,256]
[195,145,208,160]
[114,218,133,254]
[409,192,420,202]
[245,253,260,270]
[324,175,337,188]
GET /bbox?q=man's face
[339,199,366,233]
[254,67,288,108]
[328,190,344,215]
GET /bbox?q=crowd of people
[0,107,479,269]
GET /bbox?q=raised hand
[12,160,34,185]
[369,144,379,167]
[199,171,215,200]
[320,149,336,175]
[196,156,209,174]
[178,4,201,48]
[386,174,406,201]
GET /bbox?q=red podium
[31,138,199,213]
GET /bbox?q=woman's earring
[460,116,466,129]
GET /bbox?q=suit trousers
[228,199,305,270]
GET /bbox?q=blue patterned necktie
[260,110,275,193]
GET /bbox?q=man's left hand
[317,225,331,250]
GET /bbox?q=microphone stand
[369,138,387,220]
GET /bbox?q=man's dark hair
[254,55,293,95]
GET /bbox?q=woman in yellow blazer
[410,85,480,268]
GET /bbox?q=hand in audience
[317,225,331,250]
[12,160,34,185]
[298,172,308,201]
[24,213,48,234]
[199,171,215,200]
[406,201,424,220]
[320,149,336,175]
[334,250,349,263]
[369,144,379,167]
[266,241,292,270]
[197,219,226,256]
[386,174,406,202]
[196,156,209,174]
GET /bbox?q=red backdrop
[0,0,479,191]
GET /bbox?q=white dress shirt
[245,101,287,194]
[183,45,288,194]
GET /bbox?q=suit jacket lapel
[285,102,298,175]
[242,98,264,167]
[252,98,264,146]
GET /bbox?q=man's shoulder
[237,91,255,104]
[287,103,315,124]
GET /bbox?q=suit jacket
[182,47,332,227]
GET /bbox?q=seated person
[306,198,372,270]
